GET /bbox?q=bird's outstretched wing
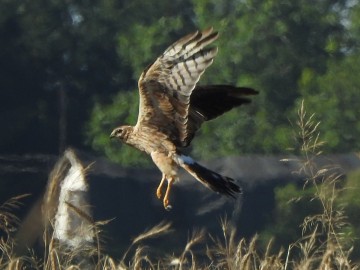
[135,28,219,146]
[186,85,258,145]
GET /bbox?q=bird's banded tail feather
[175,155,241,197]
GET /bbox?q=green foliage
[190,0,350,155]
[89,0,356,164]
[191,108,258,159]
[338,169,360,259]
[256,102,358,265]
[298,52,360,152]
[117,18,184,81]
[87,17,187,166]
[1,0,359,163]
[86,90,150,167]
[260,169,360,260]
[259,183,321,250]
[0,0,127,153]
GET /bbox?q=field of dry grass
[1,102,359,269]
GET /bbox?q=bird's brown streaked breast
[127,127,176,155]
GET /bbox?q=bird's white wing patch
[174,154,195,166]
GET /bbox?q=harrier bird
[111,28,258,209]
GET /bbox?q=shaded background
[1,0,360,261]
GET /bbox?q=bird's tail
[175,154,241,197]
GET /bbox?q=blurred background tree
[298,2,360,152]
[1,0,359,164]
[87,0,359,165]
[0,0,127,153]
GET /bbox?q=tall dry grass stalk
[282,100,358,270]
[0,194,42,270]
[206,218,283,270]
[118,221,172,269]
[0,194,29,238]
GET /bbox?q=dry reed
[0,102,359,269]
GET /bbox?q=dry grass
[1,101,359,269]
[286,101,356,270]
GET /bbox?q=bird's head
[110,125,133,142]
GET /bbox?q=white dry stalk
[53,149,94,249]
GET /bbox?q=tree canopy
[1,0,359,165]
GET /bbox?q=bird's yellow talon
[156,174,166,200]
[156,188,162,199]
[163,198,169,208]
[162,177,174,210]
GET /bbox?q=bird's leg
[156,174,166,199]
[163,177,175,210]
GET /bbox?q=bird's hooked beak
[110,130,116,139]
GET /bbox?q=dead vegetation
[0,102,359,269]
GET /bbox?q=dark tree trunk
[58,86,67,154]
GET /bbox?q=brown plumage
[110,28,258,209]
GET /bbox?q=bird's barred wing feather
[135,28,219,146]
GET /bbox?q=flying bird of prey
[111,28,258,210]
